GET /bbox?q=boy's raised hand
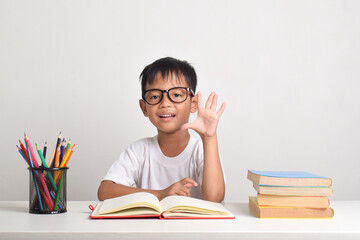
[182,92,226,138]
[158,178,198,200]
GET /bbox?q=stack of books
[247,170,334,218]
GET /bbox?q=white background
[1,0,359,201]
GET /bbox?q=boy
[98,57,226,202]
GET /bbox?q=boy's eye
[149,95,160,100]
[172,93,182,98]
[170,89,186,99]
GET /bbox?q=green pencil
[65,139,71,155]
[36,144,57,191]
[54,174,64,211]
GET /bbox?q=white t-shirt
[103,134,225,199]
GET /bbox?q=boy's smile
[139,72,197,135]
[159,113,176,121]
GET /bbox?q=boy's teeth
[161,114,174,118]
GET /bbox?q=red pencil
[19,140,30,166]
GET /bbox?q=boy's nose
[159,93,172,107]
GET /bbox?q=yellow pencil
[61,144,75,168]
[56,145,75,184]
[59,145,72,168]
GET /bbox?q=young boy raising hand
[98,57,226,202]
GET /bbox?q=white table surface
[0,201,359,240]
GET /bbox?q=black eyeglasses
[142,87,195,105]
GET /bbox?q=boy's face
[139,72,197,135]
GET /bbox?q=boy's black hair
[140,57,197,97]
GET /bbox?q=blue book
[247,170,332,187]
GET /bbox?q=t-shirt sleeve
[102,142,143,187]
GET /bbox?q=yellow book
[249,196,334,219]
[90,192,235,219]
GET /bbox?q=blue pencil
[50,191,63,210]
[59,139,65,165]
[17,145,28,164]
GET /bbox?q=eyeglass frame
[142,87,195,105]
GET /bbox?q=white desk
[0,201,359,240]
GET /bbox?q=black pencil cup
[28,167,68,214]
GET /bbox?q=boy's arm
[201,135,225,202]
[97,180,159,201]
[182,92,226,202]
[98,178,198,201]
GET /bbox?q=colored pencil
[50,191,64,210]
[43,142,47,160]
[65,139,71,153]
[25,134,54,210]
[24,135,34,167]
[47,145,56,168]
[16,145,28,165]
[60,144,75,168]
[23,141,44,211]
[54,144,60,168]
[18,140,30,165]
[59,139,65,165]
[50,132,62,168]
[54,174,64,210]
[18,133,74,212]
[24,134,39,167]
[36,144,57,191]
[53,144,61,182]
[56,144,75,184]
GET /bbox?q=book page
[97,192,162,215]
[160,196,231,215]
[92,207,160,217]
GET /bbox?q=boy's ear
[139,99,148,117]
[190,93,198,113]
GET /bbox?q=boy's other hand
[181,92,226,138]
[158,177,198,200]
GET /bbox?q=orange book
[90,192,235,219]
[249,196,334,219]
[257,194,330,208]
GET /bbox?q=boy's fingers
[216,102,226,117]
[210,93,218,111]
[183,183,194,188]
[181,178,198,187]
[181,187,191,197]
[205,92,214,109]
[176,188,189,197]
[181,123,192,131]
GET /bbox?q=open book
[89,192,235,219]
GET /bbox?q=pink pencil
[24,134,39,167]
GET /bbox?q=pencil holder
[28,167,68,214]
